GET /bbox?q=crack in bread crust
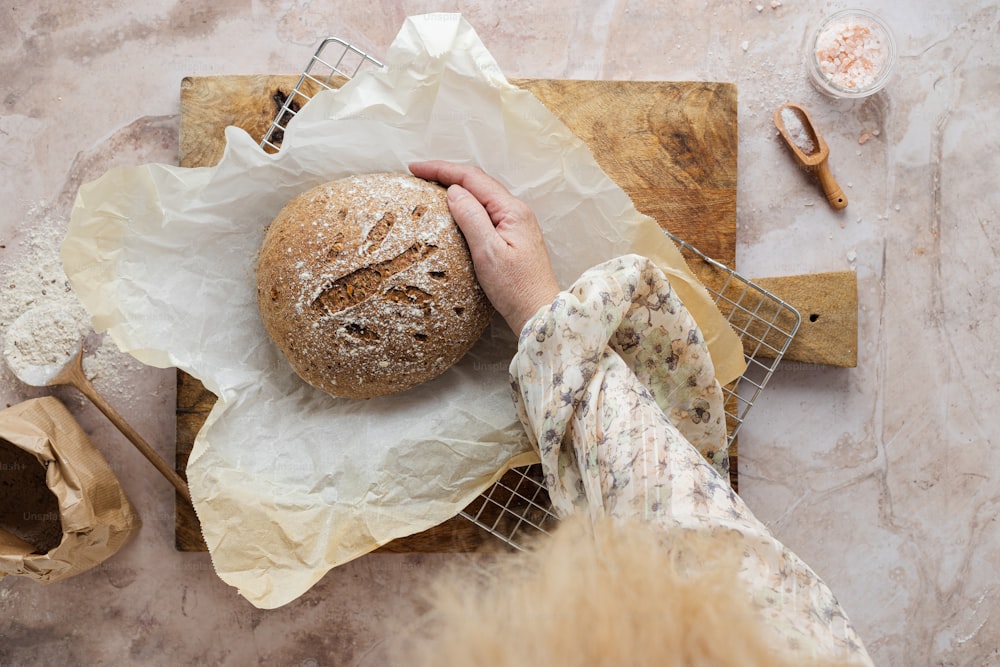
[315,243,437,314]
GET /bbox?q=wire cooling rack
[261,38,383,151]
[263,37,801,551]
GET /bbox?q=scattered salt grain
[741,40,750,52]
[846,249,857,263]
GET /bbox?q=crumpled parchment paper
[62,13,745,608]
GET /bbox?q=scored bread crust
[256,173,493,399]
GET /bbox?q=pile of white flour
[2,305,85,385]
[0,203,144,406]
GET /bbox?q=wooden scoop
[4,307,192,504]
[773,103,847,210]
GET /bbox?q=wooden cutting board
[173,75,855,552]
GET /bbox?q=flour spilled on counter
[0,202,144,406]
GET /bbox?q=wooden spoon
[773,102,848,210]
[4,308,192,504]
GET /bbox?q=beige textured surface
[1,2,998,665]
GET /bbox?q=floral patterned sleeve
[509,254,873,667]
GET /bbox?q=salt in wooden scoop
[773,102,848,210]
[3,305,192,504]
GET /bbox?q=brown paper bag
[0,396,140,583]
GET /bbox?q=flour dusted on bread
[256,173,493,399]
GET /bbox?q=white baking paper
[62,13,745,608]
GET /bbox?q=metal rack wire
[669,233,801,450]
[263,37,801,551]
[261,38,384,152]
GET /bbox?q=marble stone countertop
[1,2,997,665]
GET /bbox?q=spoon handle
[815,159,848,210]
[66,361,193,504]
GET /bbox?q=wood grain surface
[752,271,858,368]
[509,79,736,263]
[173,74,854,553]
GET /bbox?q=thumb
[446,184,500,255]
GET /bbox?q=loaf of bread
[256,173,493,399]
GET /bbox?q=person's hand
[409,161,560,334]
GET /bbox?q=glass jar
[807,9,896,99]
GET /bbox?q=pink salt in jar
[807,9,896,98]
